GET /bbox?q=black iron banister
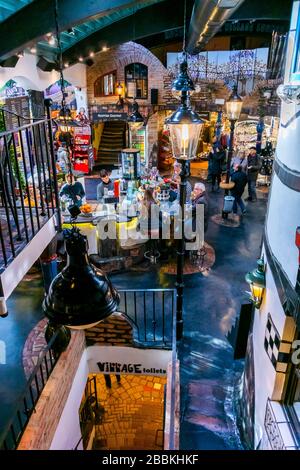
[118,288,175,347]
[0,108,60,271]
[0,329,61,450]
[0,106,46,122]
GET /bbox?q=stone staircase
[97,120,127,166]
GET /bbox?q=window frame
[94,70,117,98]
[125,63,148,99]
[291,8,300,82]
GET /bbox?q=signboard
[92,112,128,122]
[87,345,172,376]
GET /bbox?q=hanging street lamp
[166,66,203,339]
[245,258,266,308]
[221,86,243,219]
[43,227,120,330]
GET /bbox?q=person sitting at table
[169,161,192,202]
[138,188,161,237]
[59,173,85,208]
[97,169,114,202]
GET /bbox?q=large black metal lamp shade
[43,228,119,329]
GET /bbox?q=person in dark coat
[208,144,225,191]
[230,164,247,214]
[246,147,261,201]
[59,174,85,208]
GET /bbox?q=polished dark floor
[0,184,268,448]
[0,271,44,434]
[114,185,268,449]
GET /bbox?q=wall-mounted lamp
[116,82,124,109]
[245,258,266,308]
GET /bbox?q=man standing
[208,143,225,192]
[246,147,261,202]
[97,169,114,202]
[230,164,247,215]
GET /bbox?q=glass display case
[129,126,148,168]
[121,148,141,180]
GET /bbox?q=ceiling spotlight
[64,62,69,68]
[30,47,37,54]
[89,51,95,57]
[17,51,24,58]
[79,56,84,62]
[102,46,108,52]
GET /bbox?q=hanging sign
[92,112,128,121]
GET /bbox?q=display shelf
[73,126,93,174]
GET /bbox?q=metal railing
[0,106,60,272]
[0,330,61,450]
[118,288,176,347]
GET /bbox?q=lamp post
[245,258,266,308]
[166,87,203,339]
[222,86,243,219]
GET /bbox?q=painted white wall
[266,174,300,287]
[252,248,286,448]
[0,52,87,109]
[275,102,300,173]
[0,215,57,300]
[87,345,172,375]
[50,349,89,450]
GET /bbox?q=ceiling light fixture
[89,51,95,57]
[79,56,84,62]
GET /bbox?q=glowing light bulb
[182,124,189,156]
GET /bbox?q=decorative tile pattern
[264,314,291,373]
[22,319,47,378]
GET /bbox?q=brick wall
[18,330,85,450]
[87,41,168,107]
[85,312,134,347]
[87,42,168,158]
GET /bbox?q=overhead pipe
[187,0,245,55]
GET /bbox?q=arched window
[94,70,117,97]
[125,63,148,99]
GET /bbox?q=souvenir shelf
[73,126,93,174]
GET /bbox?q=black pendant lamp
[43,227,120,329]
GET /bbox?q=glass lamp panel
[251,284,264,305]
[168,123,202,160]
[225,100,243,121]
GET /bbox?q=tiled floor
[91,374,166,450]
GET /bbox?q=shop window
[94,71,117,97]
[125,63,148,99]
[291,8,300,81]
